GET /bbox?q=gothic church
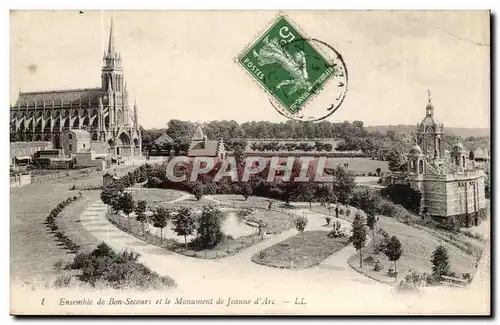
[10,18,141,157]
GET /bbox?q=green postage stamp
[237,14,348,121]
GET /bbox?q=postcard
[10,10,490,315]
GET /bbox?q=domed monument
[393,91,487,227]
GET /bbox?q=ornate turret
[417,90,444,159]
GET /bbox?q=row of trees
[101,178,224,250]
[249,141,334,152]
[140,119,409,161]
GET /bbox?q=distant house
[473,146,490,162]
[154,133,174,146]
[187,125,226,160]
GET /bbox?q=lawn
[252,230,350,269]
[311,204,484,286]
[129,187,184,205]
[10,164,140,286]
[347,215,481,286]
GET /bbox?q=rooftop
[13,87,102,108]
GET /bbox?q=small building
[154,133,174,147]
[187,125,227,160]
[62,129,91,155]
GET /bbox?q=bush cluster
[45,195,82,253]
[70,242,176,290]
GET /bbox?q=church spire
[107,17,115,57]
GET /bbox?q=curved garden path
[78,192,487,314]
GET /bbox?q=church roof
[192,125,205,141]
[13,88,102,107]
[154,133,174,145]
[474,147,489,159]
[188,140,220,157]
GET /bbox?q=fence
[31,167,100,184]
[440,275,467,288]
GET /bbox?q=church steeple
[107,17,116,57]
[102,17,123,94]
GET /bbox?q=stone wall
[10,173,32,187]
[422,180,447,216]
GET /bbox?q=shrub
[53,260,65,272]
[373,260,383,272]
[386,268,398,278]
[91,242,116,259]
[462,273,472,283]
[71,243,176,290]
[258,251,267,259]
[328,221,345,238]
[363,256,376,265]
[54,274,72,288]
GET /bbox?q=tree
[315,183,335,207]
[293,182,315,209]
[332,166,356,205]
[366,213,377,243]
[240,183,253,201]
[134,200,148,236]
[118,192,135,230]
[192,182,205,201]
[350,213,367,268]
[469,150,475,161]
[295,216,308,242]
[100,182,124,212]
[431,245,450,279]
[197,205,223,248]
[383,235,403,281]
[152,206,170,244]
[349,187,379,216]
[171,207,196,250]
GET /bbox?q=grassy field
[10,183,87,284]
[311,205,484,286]
[130,187,184,205]
[252,231,350,269]
[326,157,389,175]
[10,164,139,286]
[349,216,480,286]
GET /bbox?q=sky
[10,10,490,129]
